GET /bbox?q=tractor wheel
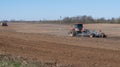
[101,33,107,38]
[90,34,95,38]
[68,31,76,37]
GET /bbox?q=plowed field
[0,23,120,67]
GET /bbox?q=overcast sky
[0,0,120,20]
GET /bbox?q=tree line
[1,15,120,24]
[62,15,120,24]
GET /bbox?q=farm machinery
[1,21,8,26]
[68,23,107,38]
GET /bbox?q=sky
[0,0,120,21]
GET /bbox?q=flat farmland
[0,23,120,67]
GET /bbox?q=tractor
[68,23,107,38]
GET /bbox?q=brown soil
[0,23,120,67]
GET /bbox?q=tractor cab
[68,23,84,36]
[72,23,83,32]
